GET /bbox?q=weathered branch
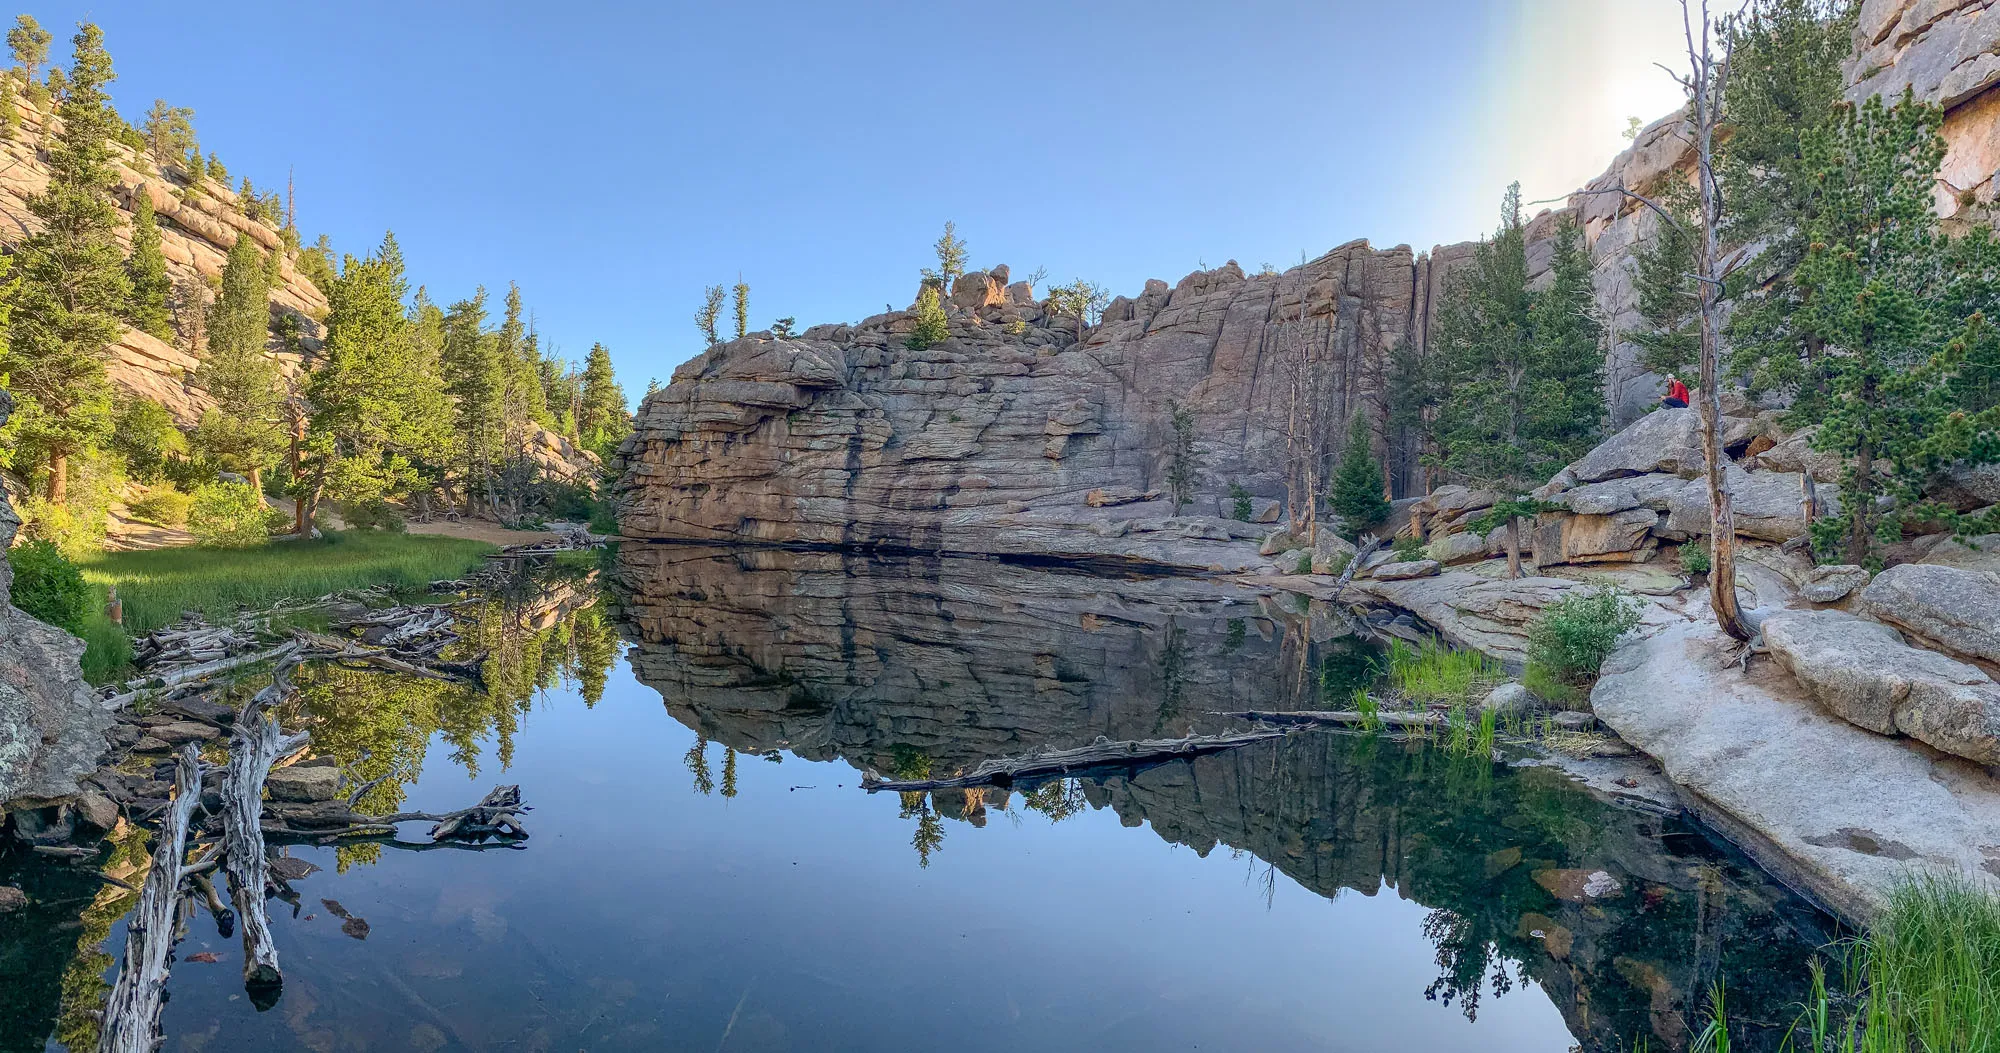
[98,745,202,1053]
[1216,708,1449,729]
[222,673,310,989]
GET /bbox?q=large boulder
[1593,617,2000,921]
[0,389,116,807]
[1352,571,1674,666]
[1862,563,2000,664]
[1763,609,2000,765]
[1530,508,1659,566]
[1553,473,1685,516]
[1663,467,1841,542]
[1566,408,1708,483]
[1753,428,1845,483]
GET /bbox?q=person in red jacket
[1661,374,1690,409]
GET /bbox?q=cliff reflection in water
[616,544,1834,1052]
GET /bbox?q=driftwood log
[860,730,1289,792]
[1328,536,1386,603]
[262,784,530,843]
[222,676,311,988]
[1215,708,1450,729]
[98,745,207,1053]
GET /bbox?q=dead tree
[1680,0,1754,640]
[223,675,311,988]
[1553,1,1753,640]
[860,730,1288,792]
[98,745,209,1053]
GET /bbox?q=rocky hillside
[0,97,598,488]
[614,0,1999,548]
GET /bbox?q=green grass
[1851,872,2000,1051]
[75,531,495,684]
[1388,637,1504,707]
[1700,873,2000,1053]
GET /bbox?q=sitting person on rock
[1660,374,1690,409]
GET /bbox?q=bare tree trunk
[248,466,262,495]
[223,675,310,988]
[47,449,66,503]
[1682,0,1754,641]
[1505,515,1522,579]
[99,745,205,1053]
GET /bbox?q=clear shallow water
[2,548,1836,1052]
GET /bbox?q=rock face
[0,391,114,806]
[615,243,1447,554]
[1862,563,2000,663]
[1763,609,2000,764]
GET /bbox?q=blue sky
[37,1,1689,389]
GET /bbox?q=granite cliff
[614,0,2000,555]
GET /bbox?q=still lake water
[3,547,1837,1052]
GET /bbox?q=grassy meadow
[76,531,495,683]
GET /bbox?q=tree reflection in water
[275,566,620,870]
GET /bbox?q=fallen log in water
[262,783,529,843]
[222,675,311,988]
[1214,708,1450,729]
[98,745,206,1053]
[101,643,301,708]
[859,730,1290,792]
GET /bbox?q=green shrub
[6,540,89,632]
[1679,542,1711,575]
[1295,551,1313,575]
[1392,535,1426,561]
[187,482,272,547]
[128,487,193,527]
[340,498,407,533]
[1526,585,1644,688]
[1229,483,1253,521]
[906,285,950,350]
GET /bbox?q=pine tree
[1721,0,1863,409]
[6,15,49,87]
[139,98,195,172]
[732,277,749,339]
[193,233,282,490]
[1329,412,1390,538]
[301,233,451,532]
[923,221,968,288]
[124,187,172,339]
[1627,188,1702,379]
[494,281,549,433]
[206,151,227,186]
[1788,93,2000,564]
[695,284,724,346]
[442,288,505,515]
[1,23,131,503]
[1430,187,1604,575]
[578,342,626,454]
[906,285,949,350]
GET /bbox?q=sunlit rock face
[613,245,1441,558]
[612,546,1829,1052]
